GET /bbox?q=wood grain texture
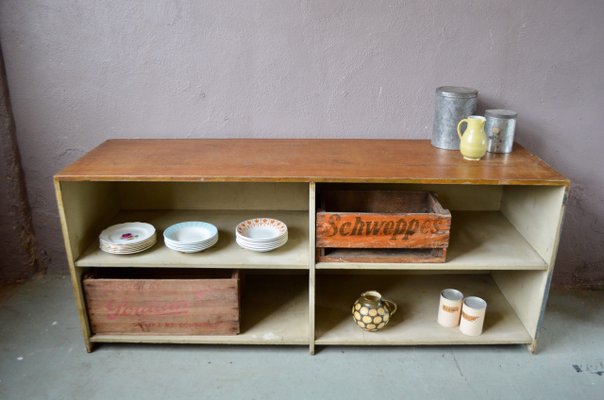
[316,191,450,249]
[318,248,446,263]
[90,272,309,345]
[316,190,450,263]
[83,270,240,335]
[316,213,451,248]
[55,139,569,185]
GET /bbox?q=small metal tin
[485,109,517,153]
[432,86,478,150]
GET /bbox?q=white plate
[101,242,156,253]
[165,236,218,253]
[99,222,156,245]
[165,236,219,249]
[236,235,288,248]
[236,236,287,252]
[100,234,156,246]
[236,233,288,245]
[100,234,156,247]
[100,239,156,255]
[164,235,217,247]
[164,222,218,244]
[236,218,287,241]
[236,244,285,253]
[235,231,287,244]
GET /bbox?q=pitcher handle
[457,118,468,141]
[384,299,398,316]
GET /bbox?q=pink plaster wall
[0,1,602,286]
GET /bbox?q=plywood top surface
[55,139,568,185]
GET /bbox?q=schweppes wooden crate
[316,190,451,263]
[83,269,240,335]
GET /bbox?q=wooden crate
[83,269,240,335]
[316,190,451,263]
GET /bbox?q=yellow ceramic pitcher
[457,115,487,161]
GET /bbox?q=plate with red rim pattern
[235,218,288,252]
[236,218,287,241]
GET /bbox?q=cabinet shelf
[90,274,309,345]
[315,273,532,345]
[317,211,548,271]
[75,210,309,269]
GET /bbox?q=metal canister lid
[436,86,479,99]
[485,109,517,119]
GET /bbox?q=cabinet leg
[527,339,538,354]
[85,340,95,353]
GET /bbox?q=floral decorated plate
[99,222,156,246]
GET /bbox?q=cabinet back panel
[118,182,309,211]
[316,184,502,211]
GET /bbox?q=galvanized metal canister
[485,109,517,153]
[432,86,478,150]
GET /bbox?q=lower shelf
[315,273,532,345]
[90,273,309,345]
[86,272,533,347]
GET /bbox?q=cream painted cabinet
[55,140,568,353]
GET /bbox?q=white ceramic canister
[459,296,487,336]
[437,288,464,328]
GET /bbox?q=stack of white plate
[163,221,219,253]
[236,218,288,252]
[99,222,157,254]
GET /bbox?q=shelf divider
[308,182,316,354]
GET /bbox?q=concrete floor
[0,272,603,400]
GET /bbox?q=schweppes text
[324,215,441,240]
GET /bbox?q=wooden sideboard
[54,139,569,353]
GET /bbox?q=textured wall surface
[0,46,43,284]
[0,1,602,286]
